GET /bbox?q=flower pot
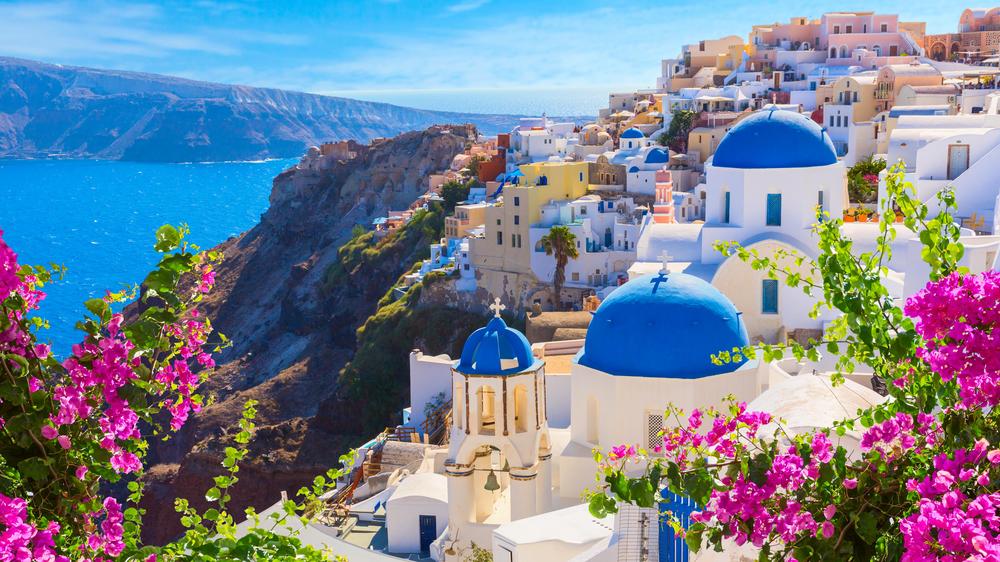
[895,214,904,223]
[844,215,856,223]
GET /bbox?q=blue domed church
[634,106,847,344]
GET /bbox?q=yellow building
[687,112,751,163]
[445,202,488,239]
[829,74,878,122]
[471,161,590,275]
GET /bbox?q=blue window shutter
[766,194,782,226]
[762,279,779,314]
[724,191,731,223]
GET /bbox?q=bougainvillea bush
[0,225,347,561]
[589,166,1000,561]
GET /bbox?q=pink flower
[609,444,637,461]
[56,435,71,450]
[820,521,835,539]
[28,377,43,392]
[75,466,88,480]
[40,425,58,440]
[110,451,141,474]
[843,478,858,490]
[823,504,836,519]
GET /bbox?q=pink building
[652,170,675,224]
[821,12,920,63]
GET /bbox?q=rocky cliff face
[0,57,523,162]
[140,125,482,543]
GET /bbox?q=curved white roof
[386,472,447,504]
[636,222,704,263]
[750,374,884,430]
[494,503,613,546]
[749,374,886,457]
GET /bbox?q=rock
[138,125,476,544]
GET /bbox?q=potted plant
[843,208,856,222]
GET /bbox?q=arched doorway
[930,42,946,61]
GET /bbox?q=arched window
[873,45,882,56]
[454,382,464,430]
[830,47,837,59]
[587,396,599,444]
[839,45,848,59]
[514,385,529,433]
[477,385,496,435]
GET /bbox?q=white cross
[489,297,506,318]
[658,250,673,275]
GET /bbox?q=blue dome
[577,273,749,378]
[645,148,669,164]
[621,128,645,139]
[712,108,837,169]
[458,316,539,375]
[628,166,640,173]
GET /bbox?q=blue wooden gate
[659,492,698,562]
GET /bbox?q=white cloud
[0,0,303,61]
[446,0,489,13]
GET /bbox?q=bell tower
[443,298,552,556]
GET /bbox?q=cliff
[140,125,488,543]
[0,57,524,162]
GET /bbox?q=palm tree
[540,225,579,311]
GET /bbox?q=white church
[246,105,1000,562]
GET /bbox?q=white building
[528,195,643,295]
[882,92,1000,229]
[509,117,578,164]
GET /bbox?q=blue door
[660,492,698,562]
[419,514,437,555]
[766,193,782,226]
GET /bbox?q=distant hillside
[0,57,526,162]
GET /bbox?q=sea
[0,158,294,353]
[329,87,615,117]
[0,88,619,353]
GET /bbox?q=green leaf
[154,224,182,252]
[206,487,222,502]
[685,523,705,553]
[84,298,109,321]
[856,511,879,544]
[588,493,608,518]
[17,457,49,481]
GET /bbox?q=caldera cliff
[140,124,490,543]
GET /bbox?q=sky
[0,0,965,102]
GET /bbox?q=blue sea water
[327,87,617,117]
[0,159,294,353]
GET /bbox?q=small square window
[514,196,520,206]
[514,215,520,225]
